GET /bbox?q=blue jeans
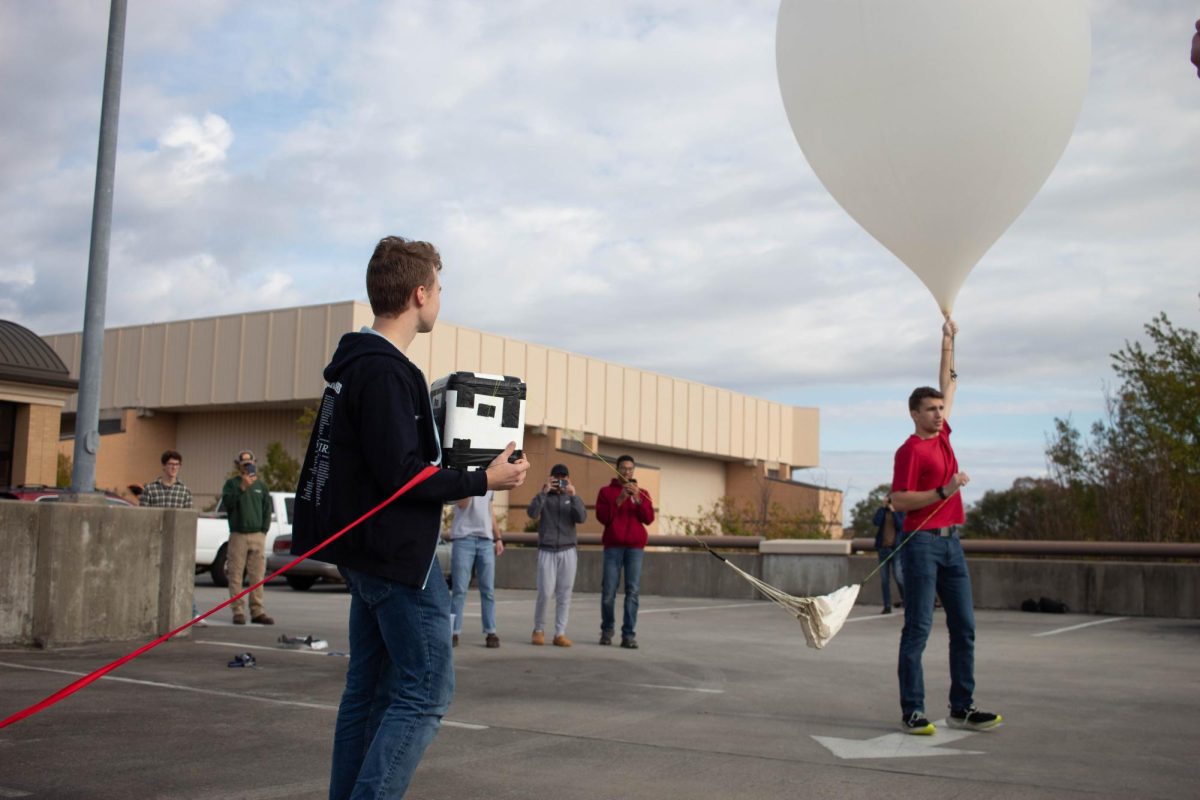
[450,537,496,635]
[601,547,644,638]
[330,564,454,800]
[897,531,975,716]
[877,546,905,609]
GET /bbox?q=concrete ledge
[494,544,1200,618]
[0,500,196,646]
[494,547,761,601]
[760,539,850,555]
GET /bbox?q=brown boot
[251,614,275,625]
[233,613,246,625]
[552,634,573,647]
[531,630,545,646]
[486,633,500,648]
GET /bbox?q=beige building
[44,301,842,535]
[1,320,78,489]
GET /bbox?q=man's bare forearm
[940,317,958,415]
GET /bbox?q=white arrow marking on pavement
[813,720,984,759]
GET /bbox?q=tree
[258,441,301,492]
[848,483,891,537]
[1110,312,1200,476]
[296,405,317,452]
[966,309,1199,542]
[666,497,828,540]
[1071,312,1197,541]
[961,477,1082,540]
[56,452,71,488]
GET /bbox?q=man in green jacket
[221,450,274,625]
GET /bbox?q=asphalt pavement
[1,576,1198,799]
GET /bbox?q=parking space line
[0,661,338,711]
[639,602,764,614]
[1032,617,1129,637]
[0,661,489,730]
[633,683,725,694]
[0,787,33,798]
[842,613,900,624]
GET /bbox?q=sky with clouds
[1,1,1197,522]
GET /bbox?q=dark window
[284,496,295,525]
[0,402,16,488]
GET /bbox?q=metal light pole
[71,0,128,495]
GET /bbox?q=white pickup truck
[196,491,293,587]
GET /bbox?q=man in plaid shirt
[141,449,202,624]
[141,450,193,509]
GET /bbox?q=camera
[551,478,566,491]
[244,463,257,476]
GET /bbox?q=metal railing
[851,538,1200,559]
[498,532,1200,559]
[499,532,762,549]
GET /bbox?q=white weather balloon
[776,0,1091,313]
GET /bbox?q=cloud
[157,113,233,187]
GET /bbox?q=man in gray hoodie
[527,464,587,646]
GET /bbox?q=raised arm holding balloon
[939,316,958,419]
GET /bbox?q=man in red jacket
[596,455,655,648]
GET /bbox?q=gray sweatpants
[534,547,578,636]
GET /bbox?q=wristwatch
[935,485,947,500]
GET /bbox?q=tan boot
[552,634,573,647]
[531,630,545,646]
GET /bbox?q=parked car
[267,532,453,591]
[0,485,132,506]
[195,491,293,587]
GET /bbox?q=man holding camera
[596,455,655,648]
[220,450,274,625]
[528,464,587,647]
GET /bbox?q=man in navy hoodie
[292,236,529,799]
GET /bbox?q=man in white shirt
[449,491,503,648]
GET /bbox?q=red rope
[0,465,440,730]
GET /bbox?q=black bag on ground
[1037,597,1069,613]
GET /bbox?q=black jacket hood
[323,330,408,383]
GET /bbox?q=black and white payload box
[430,372,526,471]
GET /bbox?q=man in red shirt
[596,455,655,648]
[890,318,1001,736]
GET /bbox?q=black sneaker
[948,707,1002,731]
[901,711,936,735]
[620,636,638,649]
[599,630,613,646]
